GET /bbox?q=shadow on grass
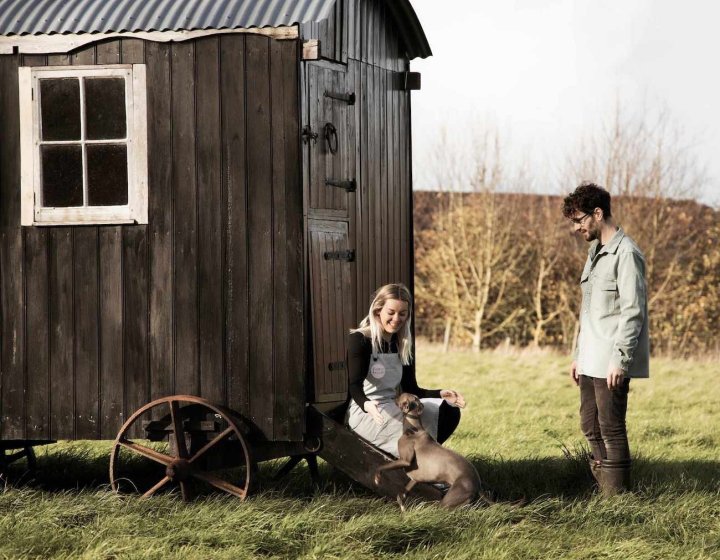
[2,443,719,503]
[470,454,720,502]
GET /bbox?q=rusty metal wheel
[110,395,253,501]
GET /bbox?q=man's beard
[584,224,600,242]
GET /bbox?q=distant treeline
[413,190,720,357]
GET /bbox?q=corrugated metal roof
[0,0,336,36]
[0,0,431,59]
[387,0,431,59]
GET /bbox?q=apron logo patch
[370,362,386,379]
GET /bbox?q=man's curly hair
[562,182,612,219]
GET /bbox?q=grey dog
[373,393,483,510]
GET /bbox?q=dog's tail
[474,485,527,508]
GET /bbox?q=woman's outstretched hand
[363,400,385,425]
[440,389,466,408]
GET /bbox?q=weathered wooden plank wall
[333,0,413,321]
[301,0,415,404]
[271,38,304,440]
[0,51,24,439]
[0,35,304,442]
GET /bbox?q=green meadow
[1,345,718,559]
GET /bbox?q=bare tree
[430,129,529,351]
[524,195,580,347]
[414,105,718,356]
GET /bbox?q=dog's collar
[405,413,422,420]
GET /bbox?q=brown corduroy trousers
[579,375,631,462]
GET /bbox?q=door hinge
[324,90,356,105]
[324,250,355,262]
[328,361,346,372]
[325,178,356,192]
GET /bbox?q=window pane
[87,144,128,206]
[40,79,81,141]
[85,78,127,140]
[41,145,83,207]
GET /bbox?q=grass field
[1,345,718,559]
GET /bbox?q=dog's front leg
[373,459,412,486]
[396,478,417,512]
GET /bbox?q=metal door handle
[324,122,338,154]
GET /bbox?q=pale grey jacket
[575,227,650,378]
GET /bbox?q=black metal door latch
[301,124,318,144]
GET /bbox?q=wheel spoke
[111,396,253,501]
[142,476,171,498]
[179,481,193,502]
[119,439,173,466]
[192,471,247,499]
[169,401,190,459]
[189,426,235,465]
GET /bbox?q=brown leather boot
[599,459,631,496]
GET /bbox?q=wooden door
[304,60,357,406]
[308,219,354,403]
[306,62,354,217]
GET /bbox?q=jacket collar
[588,226,625,258]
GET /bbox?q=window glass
[41,145,83,207]
[40,78,81,141]
[85,77,127,140]
[87,144,129,206]
[22,65,148,225]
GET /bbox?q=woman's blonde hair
[351,283,413,365]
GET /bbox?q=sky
[409,0,720,206]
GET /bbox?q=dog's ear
[396,394,408,413]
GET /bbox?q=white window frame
[19,64,148,226]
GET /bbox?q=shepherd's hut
[0,0,435,500]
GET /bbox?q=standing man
[563,182,649,495]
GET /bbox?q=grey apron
[347,351,441,457]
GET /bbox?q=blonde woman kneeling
[346,283,465,457]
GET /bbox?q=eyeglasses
[570,212,592,225]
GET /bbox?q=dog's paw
[397,494,407,512]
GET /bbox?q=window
[19,64,148,225]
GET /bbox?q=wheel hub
[166,458,192,482]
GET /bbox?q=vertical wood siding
[308,220,353,403]
[303,0,404,71]
[351,0,413,325]
[1,52,26,440]
[348,62,412,326]
[302,0,415,405]
[0,36,303,442]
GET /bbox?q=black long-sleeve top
[347,331,441,410]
